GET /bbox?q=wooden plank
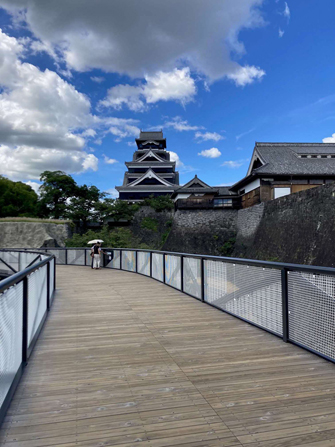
[0,265,335,447]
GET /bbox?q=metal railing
[0,249,56,427]
[29,246,335,365]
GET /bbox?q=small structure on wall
[116,131,179,201]
[230,142,335,208]
[172,175,240,209]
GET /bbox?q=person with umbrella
[88,239,105,269]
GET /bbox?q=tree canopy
[0,176,39,217]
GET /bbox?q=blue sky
[0,0,334,196]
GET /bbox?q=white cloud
[323,134,335,143]
[278,28,285,38]
[0,0,266,83]
[81,128,96,137]
[91,76,105,83]
[164,116,203,132]
[25,181,41,194]
[236,127,256,140]
[103,155,118,164]
[198,148,222,158]
[99,68,196,111]
[221,160,244,168]
[227,65,265,87]
[169,151,184,168]
[283,2,290,20]
[0,145,98,181]
[195,131,224,142]
[106,188,119,198]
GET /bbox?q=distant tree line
[0,171,174,230]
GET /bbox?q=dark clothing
[93,245,100,255]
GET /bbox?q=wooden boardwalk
[1,266,335,447]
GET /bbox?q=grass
[0,217,72,224]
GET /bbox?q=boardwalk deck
[1,265,335,447]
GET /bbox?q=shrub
[140,217,158,232]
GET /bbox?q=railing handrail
[3,246,335,276]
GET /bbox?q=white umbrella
[87,239,104,244]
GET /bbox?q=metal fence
[0,249,56,427]
[31,246,335,365]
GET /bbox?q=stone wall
[0,222,72,248]
[130,206,174,249]
[163,209,237,255]
[234,184,335,267]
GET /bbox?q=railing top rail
[3,246,335,276]
[0,250,55,294]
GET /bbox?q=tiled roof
[254,143,335,175]
[138,131,163,140]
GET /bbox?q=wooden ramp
[1,265,335,447]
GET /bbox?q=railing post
[201,257,205,302]
[135,250,138,273]
[180,255,184,292]
[46,261,50,310]
[53,257,56,290]
[281,268,289,343]
[84,249,87,266]
[120,250,123,270]
[65,248,68,265]
[163,254,166,284]
[150,251,152,277]
[22,276,28,365]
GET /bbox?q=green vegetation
[0,176,39,217]
[219,237,236,257]
[142,195,174,211]
[141,217,158,232]
[66,227,137,248]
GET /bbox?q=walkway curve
[1,266,335,447]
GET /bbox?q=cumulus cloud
[322,134,335,143]
[168,151,184,168]
[0,0,266,83]
[195,132,224,142]
[25,181,41,194]
[103,155,118,164]
[0,145,98,181]
[164,116,203,132]
[198,148,222,158]
[106,188,119,198]
[99,68,196,111]
[226,65,265,87]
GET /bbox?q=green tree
[69,185,105,229]
[0,176,39,217]
[39,171,77,219]
[97,198,140,222]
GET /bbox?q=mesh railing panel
[137,252,150,276]
[122,251,136,272]
[19,252,40,270]
[46,249,66,265]
[152,253,164,282]
[105,250,121,269]
[204,261,283,336]
[27,265,48,346]
[0,282,23,409]
[49,259,55,302]
[288,271,335,360]
[67,249,85,266]
[184,257,201,299]
[165,255,181,290]
[0,252,19,273]
[86,249,93,267]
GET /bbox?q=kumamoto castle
[116,130,335,208]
